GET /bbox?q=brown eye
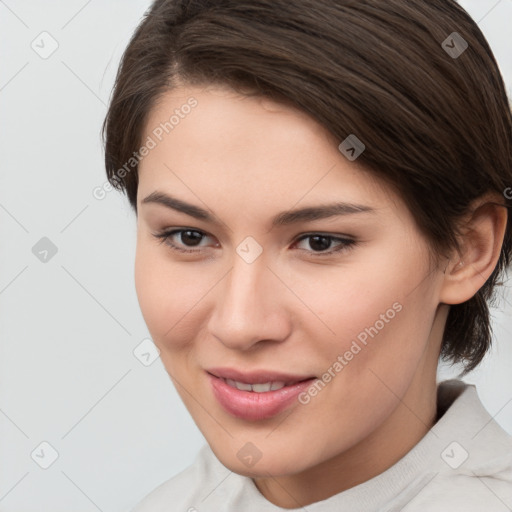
[153,229,213,253]
[176,230,204,247]
[294,234,357,256]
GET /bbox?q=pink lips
[207,372,317,421]
[206,367,315,385]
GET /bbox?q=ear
[439,193,508,305]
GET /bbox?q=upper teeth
[224,378,288,392]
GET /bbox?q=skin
[134,84,507,509]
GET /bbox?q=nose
[207,254,292,351]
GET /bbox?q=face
[134,84,446,482]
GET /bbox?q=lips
[206,367,316,385]
[207,372,318,421]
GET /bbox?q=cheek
[287,262,403,344]
[293,251,432,377]
[134,242,214,350]
[327,284,435,411]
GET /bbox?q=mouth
[206,367,316,386]
[206,369,318,421]
[213,375,314,392]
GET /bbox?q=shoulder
[401,380,512,511]
[401,468,512,511]
[130,443,234,512]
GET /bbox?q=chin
[210,439,315,478]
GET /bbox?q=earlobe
[439,196,508,305]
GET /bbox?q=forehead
[137,85,400,218]
[142,84,337,159]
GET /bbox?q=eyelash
[152,229,357,257]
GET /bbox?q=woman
[102,0,512,510]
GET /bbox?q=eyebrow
[141,191,377,228]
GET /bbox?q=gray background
[0,1,511,510]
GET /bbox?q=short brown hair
[102,0,512,374]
